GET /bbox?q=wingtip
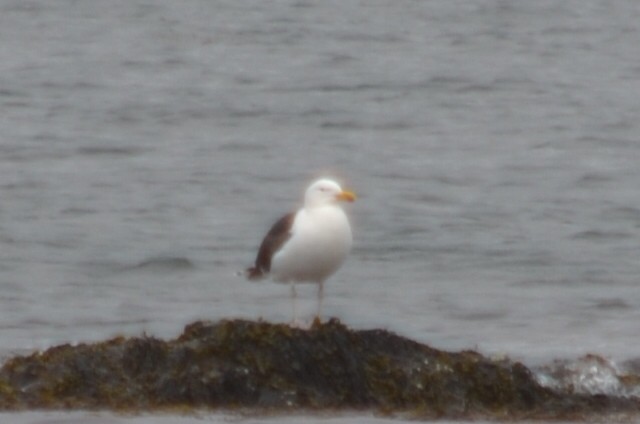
[246,267,265,281]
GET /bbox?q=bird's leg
[315,280,325,323]
[289,282,308,328]
[290,281,298,323]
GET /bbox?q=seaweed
[0,318,638,420]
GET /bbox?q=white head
[304,178,356,209]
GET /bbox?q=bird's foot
[289,318,311,329]
[311,315,323,328]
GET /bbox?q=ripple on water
[123,256,196,273]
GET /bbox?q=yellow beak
[335,190,356,202]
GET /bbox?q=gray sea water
[2,0,640,422]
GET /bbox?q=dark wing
[246,212,295,280]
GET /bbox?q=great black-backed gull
[246,178,355,322]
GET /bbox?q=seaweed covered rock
[0,319,638,419]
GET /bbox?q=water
[1,0,640,422]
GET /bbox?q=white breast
[271,205,352,283]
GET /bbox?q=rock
[0,319,638,419]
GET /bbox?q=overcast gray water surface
[1,1,640,422]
